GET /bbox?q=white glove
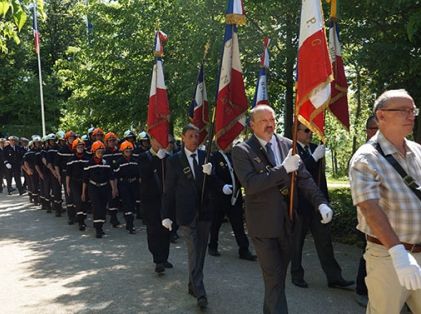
[157,149,167,159]
[161,218,173,231]
[202,162,212,175]
[5,163,12,169]
[318,204,333,224]
[281,149,301,173]
[389,244,421,290]
[222,184,233,195]
[312,144,325,162]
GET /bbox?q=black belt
[366,235,421,253]
[89,180,108,187]
[119,177,137,183]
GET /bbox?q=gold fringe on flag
[225,14,246,26]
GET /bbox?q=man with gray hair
[232,105,333,314]
[349,89,421,313]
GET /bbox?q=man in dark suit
[232,105,332,314]
[0,138,6,193]
[208,144,256,261]
[161,124,213,310]
[4,135,25,195]
[290,122,354,289]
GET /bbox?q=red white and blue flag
[328,21,349,130]
[296,0,333,140]
[252,37,270,108]
[32,5,40,54]
[215,0,248,150]
[147,30,170,148]
[189,63,209,145]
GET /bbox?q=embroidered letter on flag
[215,0,248,150]
[296,0,333,140]
[328,21,349,130]
[189,63,209,145]
[252,37,270,108]
[147,31,170,148]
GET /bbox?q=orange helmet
[104,132,117,142]
[119,140,134,152]
[92,128,104,137]
[91,140,105,152]
[72,138,85,151]
[65,131,76,140]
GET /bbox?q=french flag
[189,63,209,145]
[215,0,248,151]
[147,30,170,148]
[296,0,333,140]
[252,37,270,108]
[32,5,40,54]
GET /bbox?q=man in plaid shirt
[349,89,421,313]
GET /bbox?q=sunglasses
[298,128,311,133]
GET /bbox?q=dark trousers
[209,199,249,255]
[70,180,86,224]
[291,210,342,283]
[144,200,170,264]
[50,174,62,212]
[0,166,5,191]
[28,173,40,203]
[118,181,137,228]
[40,172,51,209]
[180,219,211,299]
[61,173,72,211]
[356,235,368,296]
[252,236,291,314]
[6,167,23,193]
[89,184,109,232]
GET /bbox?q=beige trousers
[364,242,421,314]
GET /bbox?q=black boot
[46,200,52,213]
[94,222,103,238]
[125,214,136,234]
[34,195,40,206]
[54,202,62,217]
[109,211,120,228]
[135,202,143,220]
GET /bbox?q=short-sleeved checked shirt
[349,131,421,244]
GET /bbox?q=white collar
[184,147,198,158]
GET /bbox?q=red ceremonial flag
[147,31,170,148]
[189,63,209,145]
[328,21,350,130]
[215,0,248,150]
[32,5,40,54]
[296,0,333,140]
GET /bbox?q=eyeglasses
[298,128,311,133]
[379,107,419,117]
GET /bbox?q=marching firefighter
[114,140,139,234]
[3,135,25,195]
[103,132,122,227]
[82,141,117,238]
[56,131,76,223]
[36,136,52,212]
[46,133,63,217]
[22,137,42,205]
[66,138,90,231]
[92,128,105,143]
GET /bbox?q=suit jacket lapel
[248,135,275,167]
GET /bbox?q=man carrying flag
[189,63,209,145]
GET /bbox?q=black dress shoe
[239,251,257,261]
[197,296,208,309]
[96,233,103,239]
[170,233,179,243]
[328,279,355,289]
[292,278,309,288]
[128,228,136,234]
[155,263,165,274]
[208,248,221,256]
[164,261,173,268]
[188,288,196,297]
[79,224,86,231]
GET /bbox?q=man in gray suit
[232,105,333,314]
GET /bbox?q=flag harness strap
[372,142,421,201]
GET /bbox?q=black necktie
[304,145,311,155]
[265,142,276,166]
[191,153,201,181]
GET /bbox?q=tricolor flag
[215,0,248,150]
[147,30,170,148]
[296,0,333,140]
[32,4,40,54]
[189,63,209,145]
[252,37,270,107]
[328,20,349,130]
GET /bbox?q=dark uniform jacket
[23,148,38,171]
[66,153,90,181]
[161,149,214,225]
[232,134,327,238]
[114,155,139,181]
[56,145,74,175]
[3,145,24,167]
[83,158,114,185]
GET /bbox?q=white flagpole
[34,2,46,137]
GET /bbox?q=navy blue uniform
[103,148,121,226]
[47,145,62,216]
[114,155,139,233]
[23,148,40,204]
[56,145,74,214]
[3,144,24,194]
[36,147,51,210]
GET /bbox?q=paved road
[0,191,364,314]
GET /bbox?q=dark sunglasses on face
[298,128,311,133]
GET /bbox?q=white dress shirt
[255,134,282,166]
[184,147,199,178]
